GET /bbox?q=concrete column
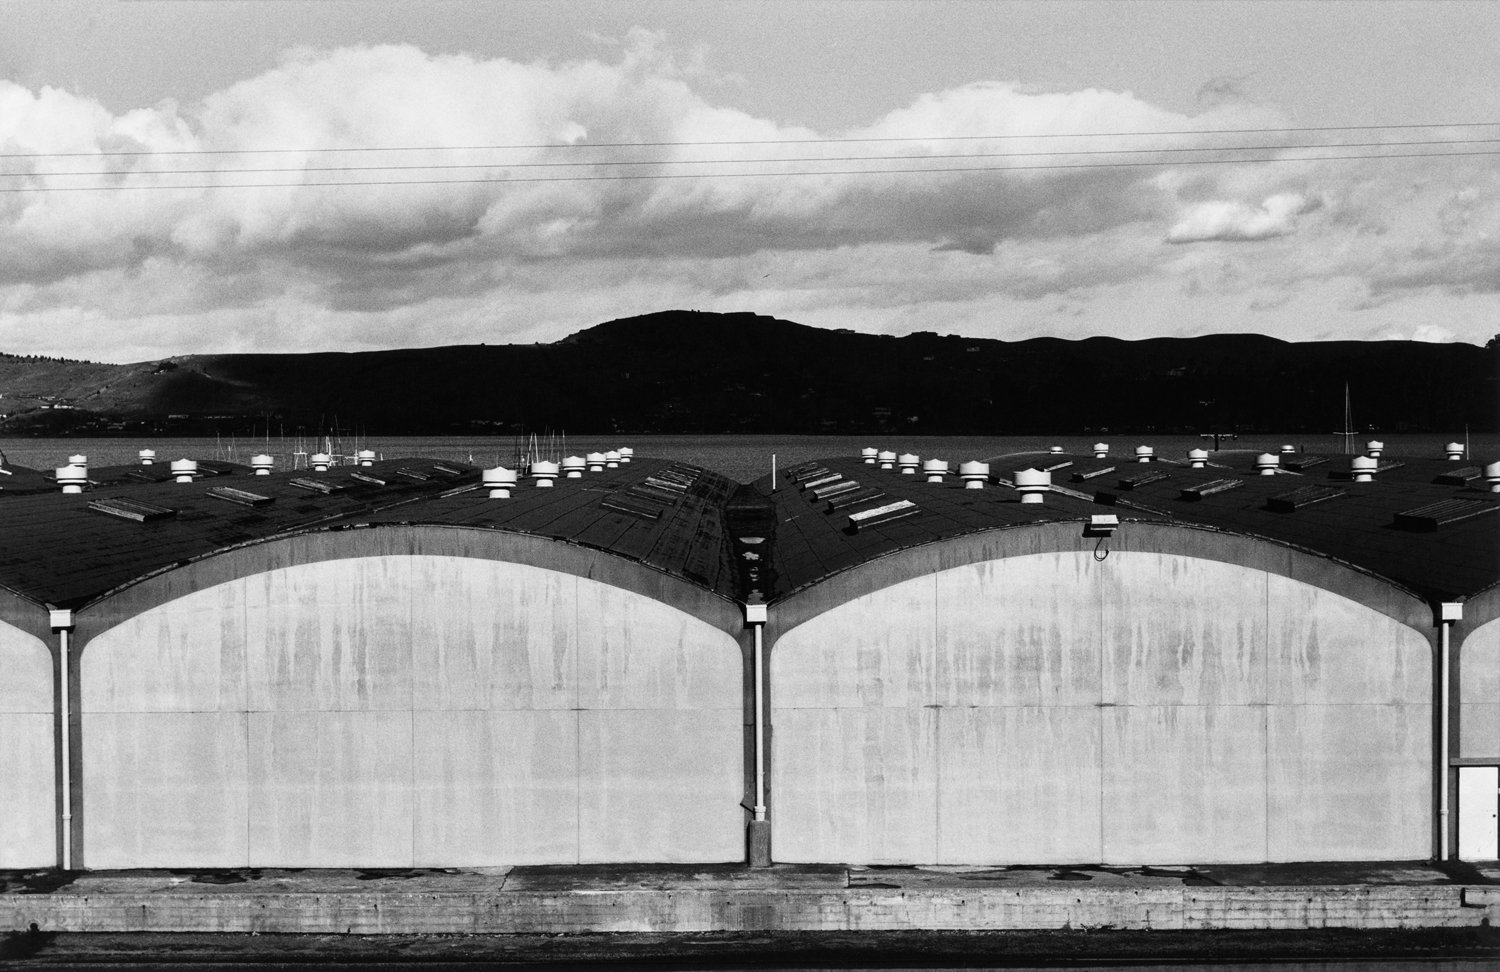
[1439,602,1462,860]
[48,608,75,871]
[745,601,771,867]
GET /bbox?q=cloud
[1165,193,1322,244]
[0,38,1496,357]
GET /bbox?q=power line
[2,120,1497,159]
[10,137,1499,178]
[2,148,1494,193]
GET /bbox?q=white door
[1459,766,1499,860]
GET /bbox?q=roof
[0,448,1494,615]
[748,451,1498,605]
[0,457,738,610]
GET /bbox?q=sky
[1,0,1497,362]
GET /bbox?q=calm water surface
[3,433,1496,484]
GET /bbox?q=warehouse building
[0,444,1496,871]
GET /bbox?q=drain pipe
[745,601,771,866]
[49,608,74,871]
[1438,602,1461,860]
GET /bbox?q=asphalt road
[2,928,1498,970]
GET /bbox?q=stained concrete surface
[1,859,1492,897]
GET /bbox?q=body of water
[2,432,1496,485]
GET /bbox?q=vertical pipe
[753,621,766,820]
[1439,613,1453,860]
[59,626,72,871]
[771,454,777,492]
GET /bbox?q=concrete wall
[80,554,743,869]
[1459,616,1500,760]
[0,617,54,868]
[771,549,1431,865]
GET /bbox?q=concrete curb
[4,885,1497,934]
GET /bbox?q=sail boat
[1332,382,1358,455]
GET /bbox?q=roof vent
[170,459,199,483]
[1280,444,1296,455]
[68,454,88,468]
[1436,466,1482,486]
[290,476,343,494]
[587,452,606,472]
[530,460,559,487]
[605,450,621,468]
[1072,465,1115,482]
[1049,445,1064,455]
[1255,453,1280,476]
[898,453,920,474]
[1117,470,1170,490]
[602,492,664,521]
[800,473,843,492]
[55,463,88,494]
[310,452,332,472]
[1014,467,1051,504]
[959,460,989,489]
[88,496,176,523]
[1394,498,1498,531]
[1366,440,1384,457]
[861,447,879,464]
[357,449,376,466]
[562,456,586,478]
[1351,455,1378,482]
[1135,445,1154,463]
[813,479,861,500]
[1446,441,1466,461]
[1187,448,1209,468]
[847,499,919,531]
[1180,478,1243,500]
[828,486,886,511]
[138,449,156,466]
[878,450,896,470]
[251,454,274,476]
[619,447,634,463]
[922,458,949,483]
[1487,461,1500,493]
[483,466,519,498]
[207,486,273,508]
[1267,485,1346,512]
[1093,442,1109,459]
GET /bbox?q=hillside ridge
[0,311,1493,435]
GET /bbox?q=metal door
[1458,766,1499,860]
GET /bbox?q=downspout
[1438,601,1461,861]
[745,600,770,866]
[50,608,75,871]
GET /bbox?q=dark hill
[0,311,1494,435]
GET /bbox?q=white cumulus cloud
[1165,193,1322,244]
[0,37,1495,357]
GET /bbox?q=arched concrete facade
[769,522,1435,865]
[70,527,746,869]
[0,613,54,868]
[1456,587,1500,764]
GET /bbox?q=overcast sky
[1,0,1497,361]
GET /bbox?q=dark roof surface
[0,457,738,610]
[0,449,1494,614]
[750,451,1499,604]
